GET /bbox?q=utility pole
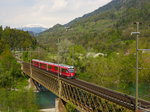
[57,38,61,97]
[58,38,60,79]
[131,22,140,111]
[30,49,32,77]
[135,22,139,111]
[131,22,150,112]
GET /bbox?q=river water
[36,91,57,109]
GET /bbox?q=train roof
[32,59,74,69]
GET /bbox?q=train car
[32,59,75,78]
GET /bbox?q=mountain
[64,0,119,27]
[38,0,150,53]
[18,24,48,35]
[64,0,150,28]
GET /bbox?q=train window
[54,67,58,70]
[48,65,52,69]
[68,69,74,73]
[62,68,67,73]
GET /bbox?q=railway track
[23,62,150,111]
[67,79,150,111]
[60,76,150,111]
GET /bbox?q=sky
[0,0,111,28]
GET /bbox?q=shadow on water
[36,91,58,109]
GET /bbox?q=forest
[0,26,38,111]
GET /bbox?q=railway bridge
[22,62,150,112]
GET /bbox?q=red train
[32,59,75,78]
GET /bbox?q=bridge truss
[23,62,150,112]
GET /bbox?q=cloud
[51,0,68,10]
[0,0,112,28]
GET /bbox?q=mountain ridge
[18,24,48,35]
[38,0,150,53]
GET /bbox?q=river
[36,91,57,109]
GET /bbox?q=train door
[43,63,47,70]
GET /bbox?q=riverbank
[40,108,56,112]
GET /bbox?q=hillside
[35,0,150,100]
[0,26,36,52]
[66,0,149,27]
[38,0,150,53]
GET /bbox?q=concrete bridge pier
[56,98,67,112]
[28,78,38,91]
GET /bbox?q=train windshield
[68,69,74,73]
